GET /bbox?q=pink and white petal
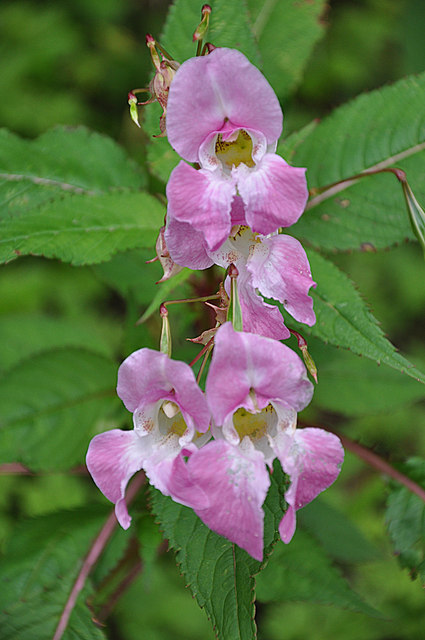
[236,154,308,234]
[166,448,210,510]
[276,428,344,543]
[166,48,282,162]
[165,214,213,270]
[237,272,290,341]
[230,195,247,226]
[248,234,316,326]
[86,429,146,529]
[207,323,314,426]
[164,359,211,433]
[187,439,270,561]
[118,349,209,433]
[166,161,235,251]
[117,349,171,412]
[206,322,252,425]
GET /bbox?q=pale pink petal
[166,161,235,251]
[275,428,344,543]
[248,234,316,326]
[237,272,290,340]
[86,429,146,529]
[117,349,210,433]
[187,439,270,560]
[236,154,308,234]
[166,48,282,162]
[165,214,214,270]
[206,323,314,425]
[166,448,210,510]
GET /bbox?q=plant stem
[52,472,146,640]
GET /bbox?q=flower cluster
[87,39,344,561]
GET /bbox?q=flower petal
[248,233,316,326]
[276,428,344,543]
[236,154,308,234]
[236,272,290,340]
[206,323,314,425]
[166,48,282,162]
[166,161,235,251]
[117,349,210,433]
[187,439,270,560]
[86,429,146,529]
[165,214,214,270]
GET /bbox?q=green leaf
[310,339,425,416]
[0,347,118,471]
[0,189,164,266]
[291,250,425,385]
[0,127,164,265]
[150,460,288,640]
[0,126,145,192]
[0,314,114,374]
[161,0,260,65]
[386,458,425,584]
[256,529,380,616]
[246,0,327,99]
[298,499,380,564]
[138,267,194,323]
[0,507,109,640]
[289,72,425,250]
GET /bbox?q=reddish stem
[189,336,215,367]
[52,472,146,640]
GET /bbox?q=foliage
[0,1,425,639]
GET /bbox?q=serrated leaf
[256,529,381,617]
[246,0,327,99]
[150,460,288,640]
[0,127,164,265]
[0,126,145,192]
[0,347,118,470]
[386,458,425,584]
[0,507,109,640]
[0,189,164,265]
[289,73,425,250]
[291,249,425,385]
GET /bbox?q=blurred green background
[1,0,425,638]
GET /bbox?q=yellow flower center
[215,129,255,168]
[232,404,274,441]
[160,401,188,437]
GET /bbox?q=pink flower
[170,323,344,560]
[86,348,210,528]
[165,214,316,340]
[165,48,308,251]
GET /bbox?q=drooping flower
[169,323,344,560]
[165,47,309,251]
[86,348,210,528]
[165,210,316,340]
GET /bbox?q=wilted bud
[128,36,180,136]
[290,329,318,383]
[151,227,183,283]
